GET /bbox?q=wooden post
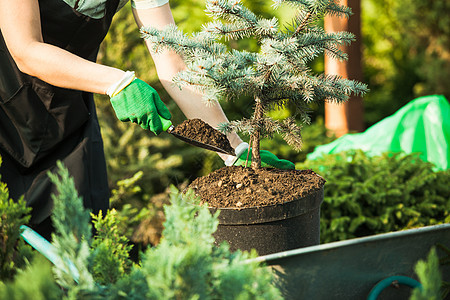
[250,97,263,169]
[324,0,364,137]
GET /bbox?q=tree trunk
[250,97,263,169]
[324,0,364,137]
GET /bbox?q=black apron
[0,0,121,231]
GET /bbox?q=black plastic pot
[209,187,324,256]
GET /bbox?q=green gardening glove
[229,143,295,170]
[110,78,171,135]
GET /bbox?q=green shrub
[1,162,281,299]
[90,209,133,285]
[0,157,33,281]
[299,150,450,243]
[411,245,450,300]
[0,255,62,300]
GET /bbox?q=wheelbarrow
[248,223,450,299]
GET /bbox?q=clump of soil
[188,166,325,208]
[173,119,234,155]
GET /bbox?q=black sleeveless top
[0,0,121,225]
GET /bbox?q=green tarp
[307,95,450,171]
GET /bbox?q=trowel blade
[167,126,235,156]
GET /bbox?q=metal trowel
[159,117,235,156]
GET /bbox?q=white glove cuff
[224,142,249,166]
[131,0,169,9]
[106,71,136,97]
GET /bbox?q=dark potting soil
[188,166,326,208]
[173,118,234,154]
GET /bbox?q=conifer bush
[0,255,63,300]
[410,247,447,300]
[0,162,281,299]
[299,151,450,243]
[0,157,33,281]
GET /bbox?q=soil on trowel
[173,118,234,154]
[188,166,326,208]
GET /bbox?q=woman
[0,0,293,239]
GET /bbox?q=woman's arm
[0,0,124,94]
[132,3,244,152]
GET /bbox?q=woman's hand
[110,78,172,134]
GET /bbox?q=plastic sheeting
[307,95,450,170]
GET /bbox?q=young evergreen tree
[141,0,368,168]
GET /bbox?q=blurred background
[94,0,450,248]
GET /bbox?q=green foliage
[90,209,133,285]
[109,171,144,206]
[48,162,95,299]
[299,151,450,243]
[1,163,281,299]
[262,115,335,164]
[169,0,217,33]
[108,171,151,240]
[0,255,62,300]
[0,157,32,281]
[410,248,442,300]
[47,162,96,296]
[362,0,450,126]
[436,244,450,299]
[140,191,219,298]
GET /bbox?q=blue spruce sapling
[141,0,368,168]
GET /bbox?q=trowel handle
[159,116,173,132]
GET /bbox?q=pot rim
[209,187,324,225]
